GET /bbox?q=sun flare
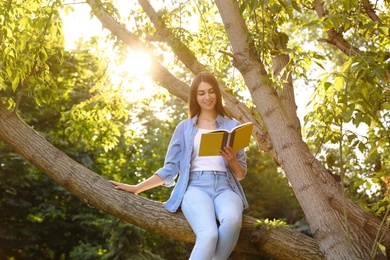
[111,51,156,101]
[118,51,151,77]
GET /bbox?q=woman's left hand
[220,146,246,180]
[220,146,237,162]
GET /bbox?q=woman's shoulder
[176,117,196,129]
[220,116,240,125]
[216,117,241,131]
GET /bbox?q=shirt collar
[215,114,224,128]
[191,115,198,126]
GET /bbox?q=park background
[0,0,389,259]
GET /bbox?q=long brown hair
[188,72,227,118]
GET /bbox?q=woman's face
[196,82,217,112]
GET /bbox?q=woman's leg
[182,187,219,260]
[213,189,243,260]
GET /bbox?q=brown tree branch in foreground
[0,101,324,259]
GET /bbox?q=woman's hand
[109,181,139,194]
[220,146,237,163]
[220,146,246,180]
[109,175,164,195]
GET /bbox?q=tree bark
[0,102,323,259]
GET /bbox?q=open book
[198,122,254,156]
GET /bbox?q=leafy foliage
[1,0,390,258]
[0,45,192,258]
[254,218,289,230]
[0,146,108,259]
[0,0,64,108]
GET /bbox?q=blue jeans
[181,171,244,260]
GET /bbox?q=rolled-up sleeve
[231,120,248,178]
[155,124,183,187]
[236,147,247,178]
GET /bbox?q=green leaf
[376,206,386,215]
[341,109,353,121]
[358,142,365,153]
[341,58,353,73]
[11,75,19,91]
[371,177,379,184]
[328,14,340,28]
[6,66,12,78]
[314,60,325,70]
[382,102,390,110]
[334,76,345,92]
[326,153,336,168]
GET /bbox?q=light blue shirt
[155,114,249,213]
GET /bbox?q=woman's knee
[196,228,218,244]
[219,214,242,228]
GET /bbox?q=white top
[190,128,226,172]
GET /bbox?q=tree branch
[0,101,324,259]
[137,0,206,74]
[362,0,382,23]
[313,0,361,56]
[313,0,390,81]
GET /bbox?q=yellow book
[198,122,254,156]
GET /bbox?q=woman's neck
[197,111,217,129]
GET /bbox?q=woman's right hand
[109,174,164,195]
[109,181,139,194]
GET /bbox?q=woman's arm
[110,121,186,193]
[109,174,164,194]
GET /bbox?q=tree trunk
[214,0,388,259]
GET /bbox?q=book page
[230,122,254,151]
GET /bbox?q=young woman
[110,71,248,260]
